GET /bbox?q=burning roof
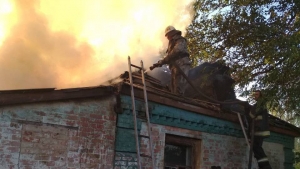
[0,69,299,137]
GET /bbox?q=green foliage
[295,163,300,169]
[186,0,300,116]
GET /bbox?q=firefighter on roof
[153,26,191,94]
[250,90,272,169]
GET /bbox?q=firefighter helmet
[165,26,176,36]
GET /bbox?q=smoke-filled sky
[0,0,194,90]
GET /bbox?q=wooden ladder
[127,56,155,169]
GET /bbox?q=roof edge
[0,86,115,106]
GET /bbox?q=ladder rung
[131,64,142,69]
[136,115,147,120]
[138,134,150,139]
[140,154,152,158]
[128,57,155,168]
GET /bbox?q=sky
[0,0,195,90]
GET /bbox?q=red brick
[66,120,76,126]
[90,113,103,119]
[0,122,10,127]
[67,115,78,120]
[4,128,21,135]
[11,134,21,140]
[90,123,97,128]
[8,165,20,169]
[1,98,117,169]
[22,136,40,143]
[80,121,91,128]
[35,111,46,116]
[103,135,114,140]
[6,146,20,153]
[23,131,33,136]
[103,115,116,120]
[80,127,94,134]
[0,153,12,158]
[80,117,90,121]
[39,160,55,166]
[21,165,32,169]
[19,160,36,166]
[96,124,104,130]
[1,140,20,146]
[10,122,21,128]
[34,155,51,161]
[93,119,106,124]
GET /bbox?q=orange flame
[0,0,194,89]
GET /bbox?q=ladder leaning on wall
[127,56,155,169]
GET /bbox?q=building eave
[0,86,115,106]
[119,82,300,137]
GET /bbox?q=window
[164,144,192,169]
[164,134,201,169]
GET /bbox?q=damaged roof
[117,70,300,137]
[0,70,299,137]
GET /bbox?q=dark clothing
[162,33,191,94]
[250,101,270,137]
[253,136,272,169]
[249,100,272,169]
[169,57,190,94]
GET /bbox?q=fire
[0,0,195,90]
[0,0,16,45]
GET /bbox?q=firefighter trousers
[253,136,272,169]
[170,57,191,95]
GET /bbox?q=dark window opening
[164,144,192,169]
[164,134,201,169]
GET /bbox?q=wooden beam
[0,86,115,106]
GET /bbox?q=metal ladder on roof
[127,56,155,169]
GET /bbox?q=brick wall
[263,142,284,169]
[116,95,291,169]
[114,152,137,169]
[0,96,116,169]
[138,123,284,169]
[115,96,294,169]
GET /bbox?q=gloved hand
[157,59,164,65]
[150,60,164,70]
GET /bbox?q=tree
[185,0,300,117]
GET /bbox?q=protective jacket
[161,32,191,94]
[249,99,273,169]
[162,33,189,65]
[250,100,270,137]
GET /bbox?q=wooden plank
[0,86,114,106]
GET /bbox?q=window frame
[164,134,201,169]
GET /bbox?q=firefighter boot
[258,162,272,169]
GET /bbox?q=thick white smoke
[0,0,195,89]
